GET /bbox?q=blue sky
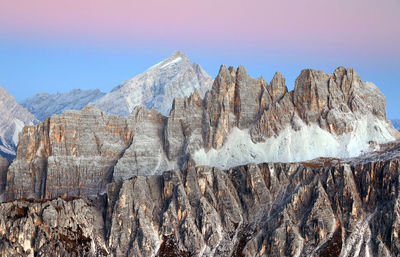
[0,0,399,118]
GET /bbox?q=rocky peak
[152,51,191,70]
[268,71,288,103]
[4,66,399,201]
[293,69,331,123]
[89,51,213,116]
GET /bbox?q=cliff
[4,66,398,201]
[1,143,400,256]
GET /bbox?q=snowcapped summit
[147,51,185,70]
[89,51,213,116]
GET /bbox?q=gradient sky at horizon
[0,0,399,117]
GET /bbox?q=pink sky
[1,0,400,118]
[1,0,399,55]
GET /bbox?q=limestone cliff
[4,66,399,201]
[1,143,400,256]
[6,107,132,200]
[0,156,9,201]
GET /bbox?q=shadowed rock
[2,145,400,256]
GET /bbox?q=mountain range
[4,65,398,201]
[0,54,400,256]
[0,52,212,160]
[21,89,106,121]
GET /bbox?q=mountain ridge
[4,65,398,201]
[1,144,400,256]
[21,88,106,121]
[89,51,213,116]
[1,64,400,257]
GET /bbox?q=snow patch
[12,118,25,146]
[160,57,182,69]
[0,142,16,155]
[339,212,374,257]
[193,116,395,170]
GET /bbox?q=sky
[0,0,399,117]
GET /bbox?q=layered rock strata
[4,66,399,201]
[0,156,9,201]
[1,144,400,256]
[5,107,132,200]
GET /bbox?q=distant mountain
[391,119,400,130]
[21,89,105,121]
[0,87,38,160]
[89,51,213,116]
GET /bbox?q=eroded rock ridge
[4,66,398,201]
[1,145,400,256]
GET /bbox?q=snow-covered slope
[89,51,213,116]
[184,65,400,171]
[194,116,395,170]
[0,87,38,159]
[21,89,105,121]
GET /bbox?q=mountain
[1,143,400,256]
[1,65,400,256]
[4,66,398,201]
[89,51,213,116]
[391,119,400,130]
[21,89,106,121]
[0,87,38,160]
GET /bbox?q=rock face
[5,107,132,200]
[2,64,400,256]
[0,87,38,160]
[89,51,213,116]
[0,197,107,256]
[21,89,106,121]
[193,66,398,168]
[2,144,400,256]
[4,66,399,201]
[0,156,9,201]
